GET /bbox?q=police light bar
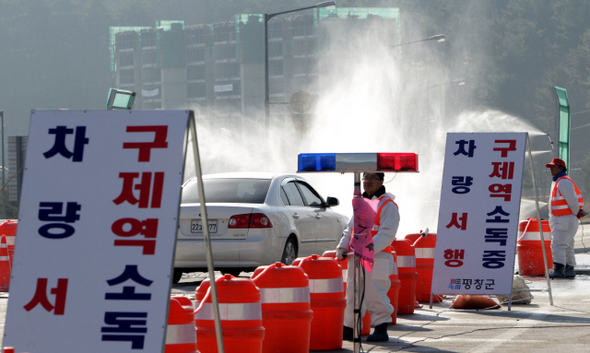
[298,153,419,173]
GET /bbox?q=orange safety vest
[551,175,584,216]
[370,195,398,253]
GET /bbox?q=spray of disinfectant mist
[186,13,552,237]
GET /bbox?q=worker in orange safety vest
[336,172,399,342]
[546,158,586,278]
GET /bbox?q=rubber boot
[366,323,389,342]
[343,326,353,341]
[549,263,565,278]
[565,265,576,278]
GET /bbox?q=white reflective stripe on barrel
[260,287,310,303]
[415,248,435,259]
[196,302,261,320]
[309,277,343,294]
[342,269,348,283]
[392,261,398,275]
[396,255,416,268]
[0,240,8,261]
[518,231,549,241]
[166,323,197,344]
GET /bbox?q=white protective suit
[549,176,580,267]
[337,191,400,328]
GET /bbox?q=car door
[295,181,344,249]
[280,180,317,256]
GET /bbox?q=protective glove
[576,209,588,219]
[336,247,348,261]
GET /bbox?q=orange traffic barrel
[195,279,210,302]
[322,251,371,335]
[321,251,374,335]
[517,218,553,276]
[321,250,348,292]
[291,257,306,267]
[404,233,421,245]
[194,279,210,323]
[166,296,198,353]
[0,220,17,266]
[387,250,400,324]
[195,274,264,353]
[3,347,14,353]
[251,265,268,280]
[414,233,443,303]
[391,239,418,314]
[0,234,10,292]
[252,262,313,353]
[297,255,345,350]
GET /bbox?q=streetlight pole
[264,1,336,131]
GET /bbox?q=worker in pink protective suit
[336,172,399,342]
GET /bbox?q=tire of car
[281,237,298,265]
[172,268,183,284]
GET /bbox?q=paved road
[2,227,590,352]
[168,255,590,353]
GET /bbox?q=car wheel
[281,237,298,265]
[172,268,183,284]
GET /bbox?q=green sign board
[553,86,570,169]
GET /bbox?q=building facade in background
[109,8,400,116]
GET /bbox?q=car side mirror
[326,196,339,207]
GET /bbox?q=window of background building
[215,63,240,80]
[141,51,157,66]
[269,21,283,40]
[214,45,236,61]
[141,67,161,82]
[186,26,210,45]
[291,15,314,37]
[213,24,236,43]
[118,52,135,67]
[188,83,207,99]
[187,47,206,62]
[119,69,135,85]
[293,57,317,76]
[142,101,162,109]
[270,77,285,95]
[269,41,284,57]
[141,31,156,47]
[116,32,137,51]
[187,65,206,81]
[269,60,284,76]
[293,38,315,56]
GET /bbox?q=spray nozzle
[420,227,429,237]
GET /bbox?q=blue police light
[298,153,336,172]
[297,153,419,173]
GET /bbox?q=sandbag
[496,275,533,305]
[450,295,501,310]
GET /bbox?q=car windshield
[181,178,271,204]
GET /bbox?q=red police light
[377,153,419,172]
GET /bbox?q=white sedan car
[173,172,348,282]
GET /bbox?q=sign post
[4,110,190,352]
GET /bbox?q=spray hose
[517,218,534,243]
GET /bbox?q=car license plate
[191,220,218,234]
